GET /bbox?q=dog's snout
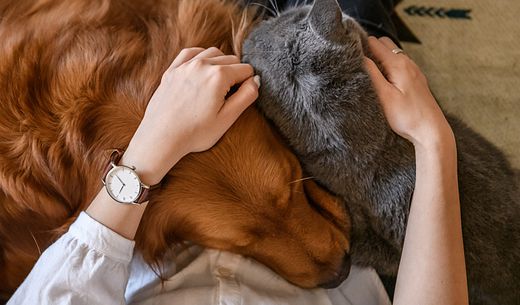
[318,253,351,289]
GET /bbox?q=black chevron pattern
[404,5,472,19]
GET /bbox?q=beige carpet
[395,0,520,168]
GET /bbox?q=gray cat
[242,0,520,304]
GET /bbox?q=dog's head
[138,108,351,288]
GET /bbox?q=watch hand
[116,175,125,186]
[118,184,124,196]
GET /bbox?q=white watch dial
[105,166,142,203]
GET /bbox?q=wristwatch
[101,149,161,204]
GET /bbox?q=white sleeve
[7,211,135,305]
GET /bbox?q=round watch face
[105,165,142,203]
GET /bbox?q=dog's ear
[136,216,175,264]
[303,180,350,234]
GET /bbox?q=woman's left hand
[363,36,453,149]
[123,47,260,185]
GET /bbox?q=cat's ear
[307,0,344,43]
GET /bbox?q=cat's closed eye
[284,41,301,66]
[291,55,301,66]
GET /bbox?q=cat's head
[243,0,387,169]
[242,0,370,116]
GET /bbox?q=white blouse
[8,212,391,305]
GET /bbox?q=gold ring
[392,48,405,55]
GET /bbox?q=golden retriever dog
[0,0,351,299]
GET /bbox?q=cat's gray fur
[242,0,520,304]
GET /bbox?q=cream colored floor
[396,0,520,168]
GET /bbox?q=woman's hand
[364,36,453,148]
[365,37,468,305]
[86,47,259,239]
[123,47,260,185]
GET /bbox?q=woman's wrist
[120,139,187,186]
[120,151,173,186]
[412,124,455,155]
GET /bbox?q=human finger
[205,55,241,65]
[169,47,205,69]
[221,63,255,86]
[218,76,260,124]
[367,36,395,66]
[364,57,397,97]
[368,36,414,88]
[190,47,225,61]
[378,37,399,51]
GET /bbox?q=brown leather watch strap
[135,183,161,204]
[101,149,125,183]
[102,149,161,204]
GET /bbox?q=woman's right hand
[123,47,260,185]
[364,36,453,148]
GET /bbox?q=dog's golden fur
[0,0,351,299]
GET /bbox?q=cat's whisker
[29,230,42,255]
[248,2,277,17]
[289,176,315,185]
[273,0,281,16]
[267,0,278,16]
[267,0,274,14]
[292,0,303,9]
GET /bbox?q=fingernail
[253,75,261,89]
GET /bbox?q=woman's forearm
[85,189,148,240]
[394,132,469,305]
